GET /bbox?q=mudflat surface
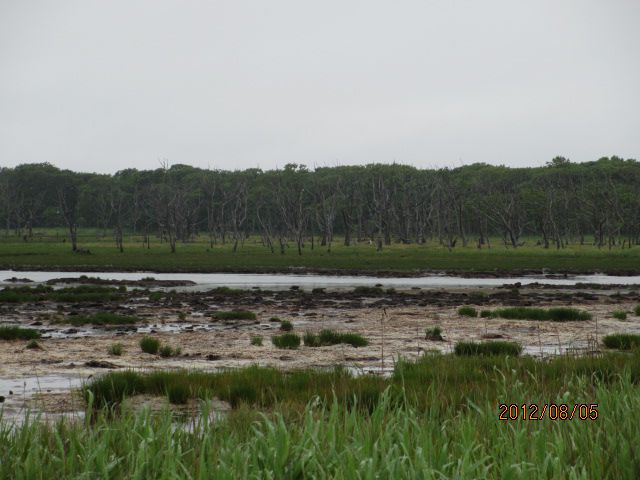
[1,284,639,417]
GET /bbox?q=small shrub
[140,336,160,354]
[0,326,41,340]
[178,311,187,321]
[280,320,293,331]
[269,317,281,322]
[602,333,640,350]
[635,305,640,316]
[425,327,443,341]
[213,310,256,320]
[271,333,301,349]
[612,310,628,320]
[159,345,181,358]
[458,306,478,318]
[251,336,263,346]
[454,341,522,356]
[26,340,41,350]
[480,310,493,318]
[167,384,189,404]
[109,343,124,356]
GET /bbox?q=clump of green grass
[140,336,160,354]
[62,312,142,326]
[0,285,122,303]
[269,317,281,322]
[602,333,640,350]
[480,310,492,318]
[149,292,164,302]
[213,310,256,320]
[159,345,181,358]
[635,305,640,316]
[352,286,383,295]
[0,326,41,340]
[178,311,187,321]
[489,307,591,321]
[251,336,263,346]
[271,333,301,349]
[26,339,41,349]
[109,343,124,356]
[457,306,477,317]
[279,319,293,331]
[425,327,443,341]
[454,341,522,356]
[167,383,189,404]
[303,331,320,347]
[304,329,369,348]
[612,310,628,320]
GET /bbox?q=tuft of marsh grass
[602,333,640,350]
[167,384,189,404]
[425,327,443,341]
[271,333,301,349]
[279,320,293,331]
[140,336,160,354]
[25,339,41,349]
[612,310,628,320]
[303,329,368,347]
[352,286,383,295]
[0,326,41,340]
[480,309,492,318]
[109,343,124,356]
[635,305,640,316]
[159,345,181,358]
[250,336,263,346]
[210,286,244,295]
[454,341,522,356]
[0,285,122,303]
[488,307,591,321]
[61,312,142,326]
[457,306,478,317]
[213,310,256,320]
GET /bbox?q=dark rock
[0,396,4,403]
[206,354,221,361]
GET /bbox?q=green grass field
[1,230,639,273]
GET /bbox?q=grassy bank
[85,351,640,411]
[1,233,640,274]
[3,353,640,478]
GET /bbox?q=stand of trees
[1,156,639,253]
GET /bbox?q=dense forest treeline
[1,156,639,253]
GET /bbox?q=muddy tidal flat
[1,277,640,418]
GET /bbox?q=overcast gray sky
[1,1,639,173]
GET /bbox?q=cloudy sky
[1,1,639,173]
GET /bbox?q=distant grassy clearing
[1,233,640,273]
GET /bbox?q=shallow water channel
[3,270,640,290]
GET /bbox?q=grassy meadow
[1,229,640,273]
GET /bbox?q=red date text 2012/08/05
[498,403,599,421]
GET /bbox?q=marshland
[3,159,640,477]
